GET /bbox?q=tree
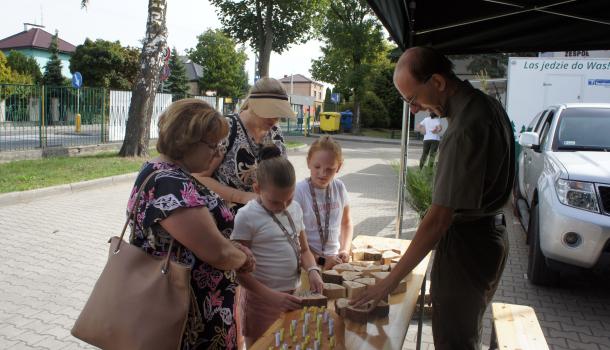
[69,38,141,89]
[6,50,42,83]
[166,48,189,100]
[42,31,65,86]
[370,45,402,129]
[324,87,332,103]
[450,52,537,78]
[83,0,169,157]
[210,0,327,78]
[188,29,248,98]
[0,52,32,122]
[310,0,384,132]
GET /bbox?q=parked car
[515,103,610,286]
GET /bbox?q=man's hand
[349,278,392,309]
[308,270,324,293]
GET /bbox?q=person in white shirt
[417,112,443,169]
[231,145,323,346]
[294,135,354,270]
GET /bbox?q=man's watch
[316,256,326,266]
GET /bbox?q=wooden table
[251,235,431,350]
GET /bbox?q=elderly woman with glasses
[127,98,255,349]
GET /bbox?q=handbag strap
[114,169,176,274]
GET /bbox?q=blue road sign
[331,93,340,104]
[72,72,83,89]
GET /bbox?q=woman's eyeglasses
[201,140,220,153]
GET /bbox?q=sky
[0,0,327,86]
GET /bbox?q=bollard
[75,113,81,133]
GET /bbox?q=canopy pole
[396,0,416,239]
[395,101,412,238]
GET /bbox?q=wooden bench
[490,302,549,350]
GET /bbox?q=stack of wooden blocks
[317,242,409,323]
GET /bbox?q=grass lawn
[0,141,304,194]
[359,128,402,139]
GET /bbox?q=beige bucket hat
[248,92,297,119]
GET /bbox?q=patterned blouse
[213,114,286,211]
[128,161,238,350]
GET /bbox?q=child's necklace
[308,178,331,254]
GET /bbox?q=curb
[0,144,307,207]
[0,172,138,207]
[287,144,308,152]
[306,134,422,146]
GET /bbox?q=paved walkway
[1,139,609,350]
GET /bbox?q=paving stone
[3,140,610,350]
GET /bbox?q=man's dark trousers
[430,214,509,350]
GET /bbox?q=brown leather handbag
[71,170,191,350]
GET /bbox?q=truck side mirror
[519,132,540,151]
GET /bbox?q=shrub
[405,166,435,219]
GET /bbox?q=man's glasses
[402,75,433,107]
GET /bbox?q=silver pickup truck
[515,103,610,286]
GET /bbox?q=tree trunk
[258,1,273,78]
[119,0,167,157]
[353,95,361,134]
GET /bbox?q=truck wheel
[527,203,560,286]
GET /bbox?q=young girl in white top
[294,135,354,270]
[231,145,324,346]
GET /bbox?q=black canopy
[366,0,610,54]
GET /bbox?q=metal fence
[0,83,314,152]
[0,84,230,152]
[0,84,108,151]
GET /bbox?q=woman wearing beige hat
[195,77,296,212]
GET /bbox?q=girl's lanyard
[258,199,301,275]
[308,178,331,255]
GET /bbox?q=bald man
[352,47,515,349]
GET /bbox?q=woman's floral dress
[128,160,238,350]
[213,114,286,213]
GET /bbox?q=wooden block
[333,263,356,273]
[382,251,401,265]
[322,283,346,299]
[322,269,343,284]
[389,263,397,271]
[361,264,389,277]
[373,300,390,318]
[349,260,374,267]
[371,271,407,295]
[340,271,362,281]
[293,290,328,307]
[352,248,382,262]
[345,303,371,323]
[353,277,376,289]
[352,265,365,272]
[334,298,350,317]
[391,257,401,264]
[371,271,391,282]
[342,281,366,299]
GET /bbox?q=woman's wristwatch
[316,256,326,266]
[307,265,321,275]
